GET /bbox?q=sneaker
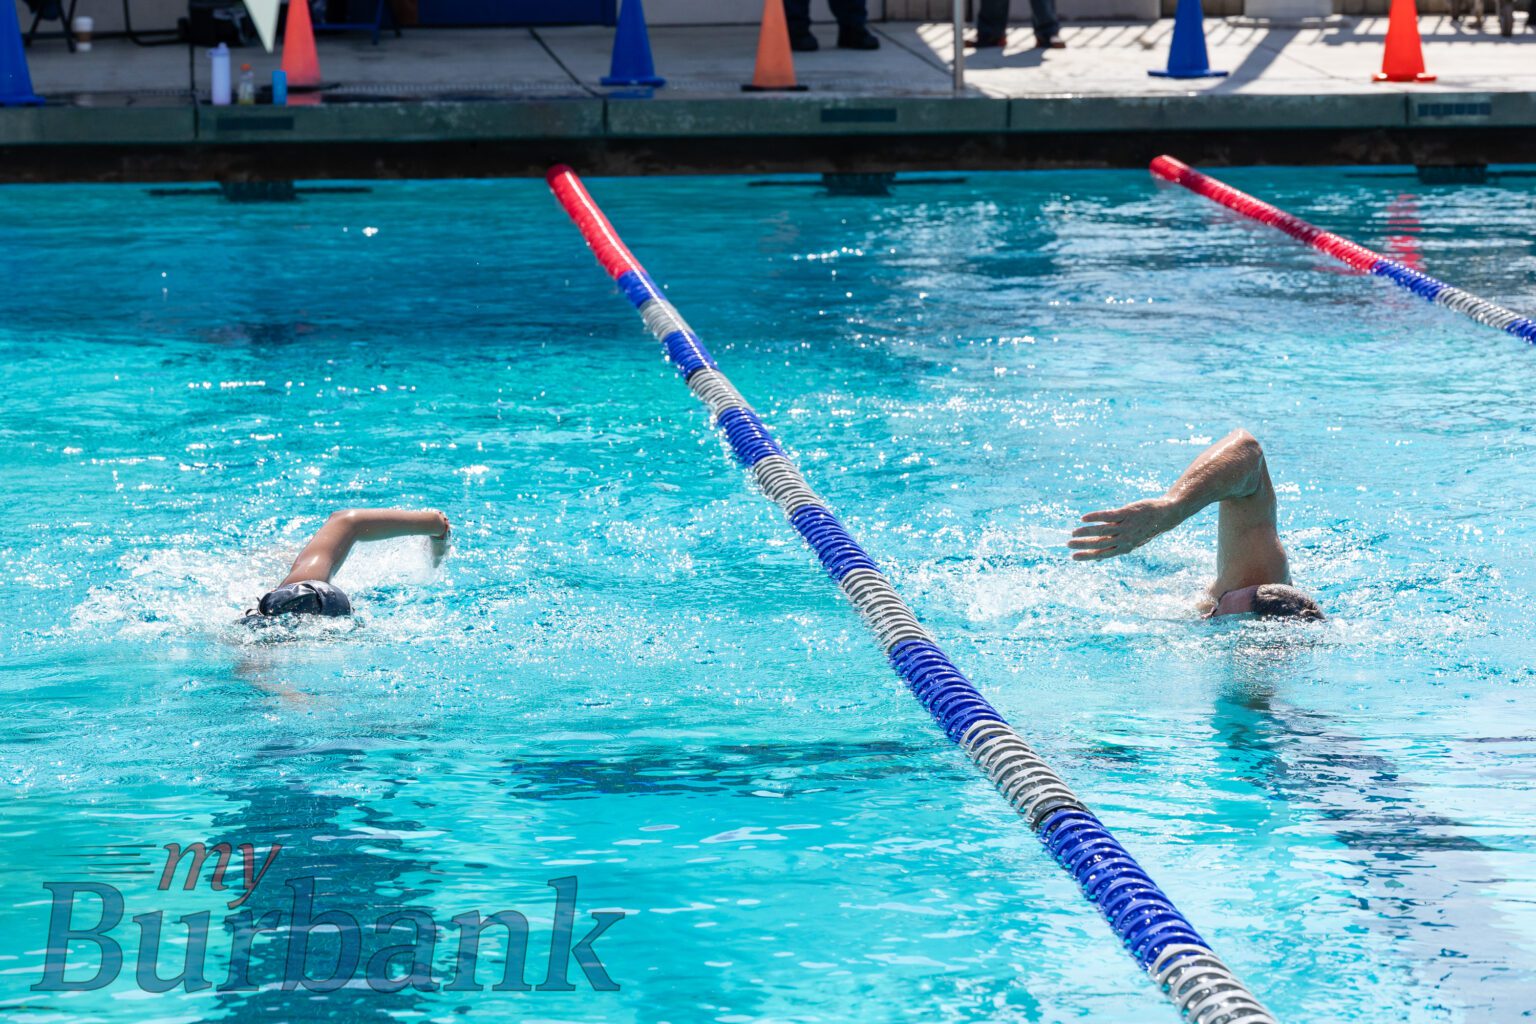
[1036,35,1066,49]
[966,32,1007,47]
[790,31,819,52]
[836,26,881,49]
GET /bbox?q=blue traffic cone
[2,0,44,107]
[601,0,665,88]
[1149,0,1227,79]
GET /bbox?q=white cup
[72,15,93,51]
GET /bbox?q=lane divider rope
[546,164,1278,1023]
[1151,154,1536,345]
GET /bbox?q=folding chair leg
[64,0,79,52]
[369,0,400,44]
[25,3,78,51]
[376,0,400,42]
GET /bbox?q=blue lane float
[547,163,1278,1023]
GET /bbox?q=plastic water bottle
[271,69,288,106]
[209,44,231,106]
[237,63,256,105]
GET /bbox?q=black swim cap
[255,580,353,619]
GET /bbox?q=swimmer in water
[242,508,451,624]
[1067,429,1323,621]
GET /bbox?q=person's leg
[828,0,866,28]
[1028,0,1062,45]
[830,0,879,47]
[976,0,1011,42]
[783,0,814,41]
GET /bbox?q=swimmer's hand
[1068,497,1185,561]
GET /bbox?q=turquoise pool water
[1,168,1534,1023]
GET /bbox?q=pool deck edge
[4,89,1535,181]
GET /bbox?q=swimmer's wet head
[243,580,353,623]
[1207,583,1323,621]
[1251,583,1324,622]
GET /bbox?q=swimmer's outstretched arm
[1068,430,1289,591]
[278,508,451,587]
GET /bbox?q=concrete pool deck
[4,18,1536,180]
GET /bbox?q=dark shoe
[836,26,881,49]
[966,32,1007,47]
[1035,35,1066,49]
[790,31,819,52]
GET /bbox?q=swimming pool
[2,168,1533,1023]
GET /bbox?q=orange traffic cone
[742,0,806,92]
[1374,0,1435,83]
[282,0,323,91]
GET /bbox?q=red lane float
[1151,155,1536,344]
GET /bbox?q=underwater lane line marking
[546,164,1279,1024]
